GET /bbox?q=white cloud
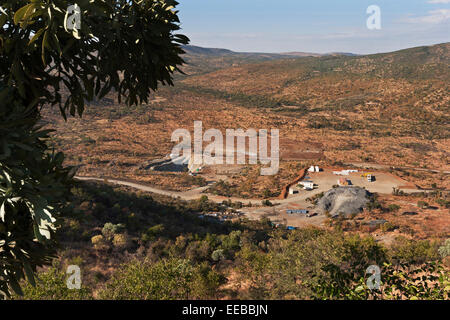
[428,0,450,4]
[404,9,450,24]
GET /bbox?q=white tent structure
[308,165,321,173]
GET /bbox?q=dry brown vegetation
[43,43,449,194]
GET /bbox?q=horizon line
[183,41,449,56]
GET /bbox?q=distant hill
[280,52,357,57]
[179,45,296,76]
[179,45,365,76]
[182,42,450,92]
[179,42,449,141]
[280,52,324,57]
[183,45,296,58]
[182,45,236,56]
[183,45,357,58]
[328,52,359,57]
[180,45,359,76]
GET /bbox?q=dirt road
[75,176,266,205]
[75,168,425,205]
[75,169,436,229]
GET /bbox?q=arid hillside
[178,45,312,77]
[178,42,449,176]
[184,42,449,94]
[44,43,449,193]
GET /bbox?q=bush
[211,249,226,262]
[387,204,400,212]
[91,235,108,250]
[436,199,450,209]
[102,223,126,240]
[113,234,132,250]
[262,200,273,206]
[438,239,450,258]
[417,201,429,209]
[390,237,440,264]
[380,222,397,232]
[98,258,225,300]
[141,224,165,243]
[14,266,91,300]
[313,261,449,300]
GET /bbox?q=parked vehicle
[306,212,318,218]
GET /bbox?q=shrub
[263,189,273,199]
[141,224,165,243]
[211,249,226,262]
[436,199,450,209]
[91,235,108,250]
[380,222,397,232]
[387,204,400,212]
[417,201,429,209]
[113,234,133,250]
[313,261,449,300]
[262,200,273,206]
[98,258,224,300]
[102,223,126,240]
[438,239,450,258]
[390,237,440,264]
[14,266,91,300]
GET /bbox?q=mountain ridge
[182,45,356,57]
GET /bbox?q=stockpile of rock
[317,186,371,217]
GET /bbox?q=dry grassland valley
[26,42,449,300]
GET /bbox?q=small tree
[417,201,429,209]
[438,239,450,258]
[387,204,400,212]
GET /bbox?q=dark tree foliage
[0,0,188,298]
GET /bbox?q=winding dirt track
[75,176,266,205]
[75,169,433,206]
[75,176,334,205]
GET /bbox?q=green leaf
[355,285,364,293]
[28,28,45,46]
[14,4,33,25]
[9,277,23,296]
[41,29,49,65]
[23,263,36,287]
[51,33,62,56]
[0,13,7,28]
[33,223,46,242]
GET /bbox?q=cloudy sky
[178,0,450,54]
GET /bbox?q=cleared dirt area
[240,202,328,229]
[305,168,416,194]
[238,168,424,228]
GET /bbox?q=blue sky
[177,0,450,54]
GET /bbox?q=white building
[308,165,321,173]
[299,181,314,190]
[289,188,299,195]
